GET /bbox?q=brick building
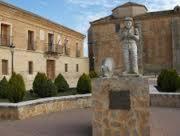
[88,2,180,75]
[0,1,89,89]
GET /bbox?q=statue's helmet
[124,17,133,22]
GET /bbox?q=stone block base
[92,76,150,136]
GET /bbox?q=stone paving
[0,108,179,136]
[150,107,180,136]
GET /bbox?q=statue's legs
[130,44,138,74]
[122,45,130,73]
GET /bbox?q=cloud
[73,11,109,56]
[74,11,108,33]
[39,0,48,7]
[67,0,180,34]
[66,0,121,8]
[65,0,180,56]
[146,0,180,11]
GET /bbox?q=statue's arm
[129,28,140,41]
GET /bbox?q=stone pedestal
[92,75,150,136]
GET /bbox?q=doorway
[47,60,55,80]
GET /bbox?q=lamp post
[9,43,15,74]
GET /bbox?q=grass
[0,98,9,103]
[57,88,77,96]
[0,88,78,103]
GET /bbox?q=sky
[2,0,180,56]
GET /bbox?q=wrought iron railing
[44,43,63,55]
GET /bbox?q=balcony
[0,34,12,47]
[27,40,36,51]
[44,43,63,56]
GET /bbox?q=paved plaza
[0,108,179,136]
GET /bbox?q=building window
[28,30,35,50]
[28,61,33,75]
[76,43,80,57]
[76,64,79,72]
[64,39,69,55]
[115,23,120,33]
[2,59,8,75]
[57,35,63,54]
[1,24,11,46]
[57,35,62,45]
[65,63,68,72]
[48,33,54,52]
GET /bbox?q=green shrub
[33,73,47,95]
[157,69,179,92]
[54,74,69,92]
[8,73,26,103]
[0,77,9,98]
[89,71,98,79]
[77,73,91,94]
[176,76,180,91]
[41,79,58,97]
[33,73,57,98]
[157,69,167,88]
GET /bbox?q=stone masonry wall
[140,16,173,73]
[0,47,89,89]
[0,94,91,120]
[150,93,180,108]
[0,92,179,120]
[92,76,150,136]
[89,11,179,74]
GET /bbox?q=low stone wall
[150,92,180,108]
[1,92,179,120]
[0,94,91,120]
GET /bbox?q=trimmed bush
[0,77,9,99]
[157,69,179,92]
[33,73,57,98]
[176,76,180,92]
[77,73,91,94]
[41,79,58,97]
[157,69,167,88]
[54,74,69,92]
[8,73,26,103]
[33,72,47,95]
[89,71,98,79]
